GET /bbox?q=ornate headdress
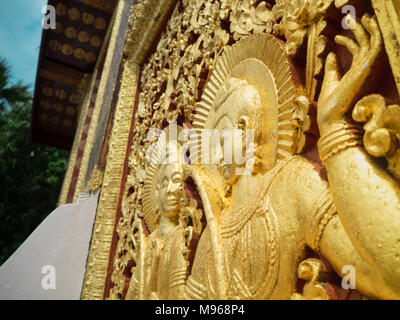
[142,127,185,233]
[190,33,309,167]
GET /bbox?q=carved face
[213,115,242,186]
[212,78,263,185]
[157,163,184,219]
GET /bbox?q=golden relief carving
[224,0,273,41]
[185,33,330,300]
[272,0,339,100]
[85,165,104,193]
[291,259,330,300]
[105,0,400,300]
[109,0,231,299]
[124,137,201,300]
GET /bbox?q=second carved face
[157,163,184,219]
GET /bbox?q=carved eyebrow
[160,176,168,184]
[214,114,234,126]
[172,173,183,180]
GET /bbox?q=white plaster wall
[0,191,99,300]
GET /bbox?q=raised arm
[288,157,400,299]
[317,14,400,293]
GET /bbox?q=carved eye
[237,116,249,130]
[172,174,183,184]
[160,178,168,188]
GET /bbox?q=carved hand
[318,14,382,136]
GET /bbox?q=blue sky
[0,0,47,91]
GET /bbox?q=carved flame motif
[291,259,330,300]
[353,95,400,179]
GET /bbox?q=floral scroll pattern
[109,0,233,299]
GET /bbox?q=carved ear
[237,116,250,131]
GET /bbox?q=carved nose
[167,180,174,193]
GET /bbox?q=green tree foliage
[0,59,69,265]
[0,58,30,111]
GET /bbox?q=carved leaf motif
[228,0,273,40]
[313,20,327,77]
[272,0,332,99]
[306,19,327,99]
[272,0,332,57]
[111,0,233,299]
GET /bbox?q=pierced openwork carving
[104,0,400,300]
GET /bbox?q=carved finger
[320,52,340,103]
[361,15,382,58]
[335,35,359,57]
[361,14,374,34]
[324,52,340,84]
[349,15,370,50]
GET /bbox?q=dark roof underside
[31,0,117,150]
